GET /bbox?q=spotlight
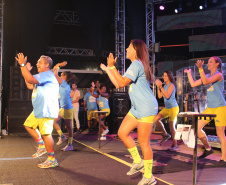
[159,5,165,11]
[175,9,178,13]
[199,5,203,10]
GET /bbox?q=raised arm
[90,82,99,98]
[196,60,223,85]
[107,53,131,88]
[95,81,109,98]
[24,62,35,89]
[15,53,39,84]
[100,64,120,89]
[52,61,67,84]
[184,69,202,87]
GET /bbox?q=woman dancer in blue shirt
[184,56,226,167]
[155,71,179,151]
[100,40,158,185]
[53,62,77,151]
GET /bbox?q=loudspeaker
[108,92,131,134]
[79,107,87,128]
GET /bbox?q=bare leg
[169,120,177,146]
[154,114,167,136]
[24,126,40,140]
[138,121,154,160]
[216,126,226,160]
[65,119,73,137]
[53,115,62,132]
[42,135,54,151]
[197,119,210,149]
[118,114,137,148]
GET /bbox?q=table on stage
[93,111,108,149]
[177,112,216,185]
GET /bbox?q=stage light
[213,0,218,3]
[175,9,178,13]
[199,5,204,10]
[159,5,165,11]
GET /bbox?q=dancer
[70,82,81,134]
[15,53,59,168]
[53,62,77,151]
[155,71,179,150]
[184,56,226,167]
[83,85,98,132]
[100,39,158,185]
[91,81,110,140]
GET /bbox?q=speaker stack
[8,66,34,133]
[108,92,131,134]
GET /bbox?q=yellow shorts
[128,111,155,123]
[23,111,54,135]
[201,106,226,126]
[59,108,73,119]
[100,108,110,117]
[158,106,179,122]
[87,110,98,121]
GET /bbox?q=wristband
[199,69,203,72]
[110,66,115,69]
[20,63,25,67]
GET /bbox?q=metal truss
[46,47,95,56]
[115,0,125,76]
[0,0,3,134]
[54,10,81,26]
[156,55,187,62]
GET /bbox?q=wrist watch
[20,63,25,67]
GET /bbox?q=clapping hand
[107,53,117,67]
[155,79,162,87]
[96,81,100,88]
[26,62,33,71]
[184,68,191,73]
[91,82,95,88]
[100,63,108,71]
[196,60,204,69]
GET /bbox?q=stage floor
[0,130,224,185]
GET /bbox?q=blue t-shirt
[99,95,110,110]
[84,92,98,111]
[163,83,178,109]
[59,80,73,109]
[124,60,158,118]
[206,71,226,108]
[32,70,59,118]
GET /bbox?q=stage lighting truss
[54,10,81,26]
[46,47,95,56]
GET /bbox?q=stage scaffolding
[0,0,4,135]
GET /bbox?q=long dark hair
[211,56,222,73]
[61,71,78,85]
[131,39,153,82]
[164,70,176,88]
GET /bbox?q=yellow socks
[57,130,63,137]
[143,159,153,178]
[128,146,142,164]
[68,137,73,145]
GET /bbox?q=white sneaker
[102,129,109,136]
[138,175,157,185]
[56,135,67,145]
[61,144,73,151]
[98,136,106,140]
